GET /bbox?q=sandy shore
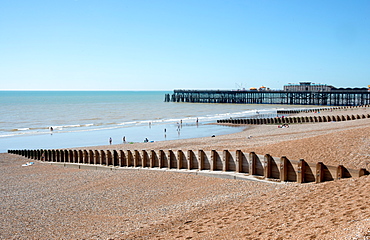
[1,107,370,239]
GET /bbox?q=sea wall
[8,149,369,184]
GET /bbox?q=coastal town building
[283,82,334,92]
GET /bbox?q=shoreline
[0,121,245,153]
[72,106,370,170]
[2,106,370,239]
[0,102,351,153]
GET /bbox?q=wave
[0,107,281,138]
[1,130,46,138]
[50,123,95,130]
[17,128,30,131]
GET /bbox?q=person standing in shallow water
[109,137,112,145]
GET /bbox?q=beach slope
[1,107,369,239]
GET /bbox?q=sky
[0,0,369,90]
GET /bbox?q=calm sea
[0,91,302,153]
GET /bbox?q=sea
[0,91,310,153]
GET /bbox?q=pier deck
[165,89,370,106]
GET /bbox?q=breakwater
[165,89,370,106]
[276,105,369,114]
[218,113,370,125]
[218,105,370,125]
[8,149,369,184]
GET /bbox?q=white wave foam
[0,130,46,138]
[17,128,30,131]
[51,124,93,130]
[118,121,138,126]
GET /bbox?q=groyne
[218,113,370,125]
[275,105,366,114]
[8,149,369,184]
[218,105,370,125]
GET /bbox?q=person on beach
[109,137,112,145]
[123,136,126,143]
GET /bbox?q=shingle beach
[1,107,369,239]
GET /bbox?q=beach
[1,107,370,239]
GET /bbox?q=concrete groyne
[8,149,369,184]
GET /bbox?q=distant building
[284,82,334,92]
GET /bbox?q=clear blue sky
[1,0,369,90]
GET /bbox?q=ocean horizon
[0,91,313,153]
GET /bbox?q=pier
[165,83,370,106]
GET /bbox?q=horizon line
[0,88,240,91]
[0,89,174,91]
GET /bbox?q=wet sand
[1,107,369,239]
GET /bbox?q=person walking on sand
[109,137,112,145]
